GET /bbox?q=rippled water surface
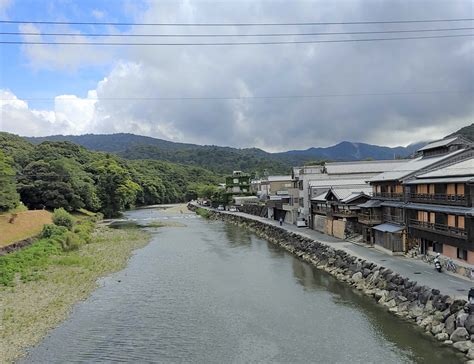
[23,207,460,363]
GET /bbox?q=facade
[264,175,298,223]
[225,171,251,198]
[404,158,474,264]
[368,135,473,254]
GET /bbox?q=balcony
[332,209,358,218]
[358,212,382,225]
[383,214,404,225]
[409,219,467,239]
[373,192,404,201]
[313,206,330,215]
[408,193,468,206]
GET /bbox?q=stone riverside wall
[0,237,36,256]
[189,205,474,362]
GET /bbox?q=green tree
[0,150,20,211]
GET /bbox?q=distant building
[263,175,298,223]
[225,171,252,199]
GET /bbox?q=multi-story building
[368,135,473,254]
[404,158,474,263]
[263,175,299,223]
[225,171,251,198]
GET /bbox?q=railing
[358,213,382,224]
[313,206,330,214]
[332,209,358,217]
[383,214,404,224]
[373,192,404,200]
[409,219,467,239]
[409,193,468,206]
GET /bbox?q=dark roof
[373,223,404,233]
[405,203,474,216]
[358,200,382,208]
[381,201,405,208]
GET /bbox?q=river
[22,206,460,363]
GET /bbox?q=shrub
[73,220,95,244]
[53,208,75,230]
[41,224,68,239]
[61,231,83,251]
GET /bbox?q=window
[433,242,443,253]
[457,248,468,261]
[233,178,239,184]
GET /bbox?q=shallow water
[22,207,461,363]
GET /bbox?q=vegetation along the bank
[0,208,151,362]
[0,132,221,218]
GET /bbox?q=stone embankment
[190,205,474,362]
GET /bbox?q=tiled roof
[415,158,474,178]
[369,149,465,182]
[418,136,460,151]
[325,160,407,174]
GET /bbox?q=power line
[1,18,473,27]
[3,27,474,38]
[2,90,472,102]
[1,33,473,46]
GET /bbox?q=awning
[358,200,382,208]
[405,203,474,216]
[373,223,404,233]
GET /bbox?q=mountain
[275,141,425,165]
[448,123,474,141]
[26,133,426,174]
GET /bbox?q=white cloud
[0,89,98,136]
[92,9,105,19]
[4,0,474,150]
[0,0,12,17]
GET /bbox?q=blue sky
[0,0,473,150]
[1,0,147,108]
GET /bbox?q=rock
[451,327,470,342]
[408,303,424,318]
[419,290,432,305]
[453,340,474,353]
[443,340,453,345]
[419,316,433,328]
[457,312,469,328]
[451,299,467,314]
[431,288,440,295]
[352,272,363,283]
[445,314,456,335]
[431,323,445,335]
[465,315,474,334]
[467,348,474,360]
[435,333,449,341]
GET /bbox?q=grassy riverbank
[0,226,150,363]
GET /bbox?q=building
[225,171,252,199]
[263,175,299,223]
[404,158,474,264]
[368,135,473,254]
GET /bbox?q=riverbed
[22,206,460,363]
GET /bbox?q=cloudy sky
[0,0,473,151]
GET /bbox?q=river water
[23,207,460,363]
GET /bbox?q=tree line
[0,133,221,217]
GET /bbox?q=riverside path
[195,204,472,299]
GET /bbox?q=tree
[0,150,20,211]
[90,157,142,217]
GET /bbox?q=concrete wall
[333,220,346,239]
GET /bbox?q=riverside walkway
[198,205,472,299]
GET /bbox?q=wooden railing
[408,193,468,206]
[373,192,404,200]
[383,214,404,224]
[409,219,467,239]
[358,213,382,224]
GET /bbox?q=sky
[0,0,473,152]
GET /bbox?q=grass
[0,210,52,247]
[195,207,211,219]
[0,226,150,363]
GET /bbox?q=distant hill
[26,133,427,174]
[448,123,474,141]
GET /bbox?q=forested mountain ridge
[0,132,220,217]
[27,133,426,174]
[448,123,474,141]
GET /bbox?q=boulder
[352,272,363,283]
[385,299,397,308]
[451,299,467,314]
[419,290,432,305]
[445,314,456,335]
[465,314,474,334]
[435,333,449,341]
[419,316,433,328]
[453,340,474,353]
[431,323,445,335]
[457,312,469,328]
[467,348,474,360]
[451,327,470,342]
